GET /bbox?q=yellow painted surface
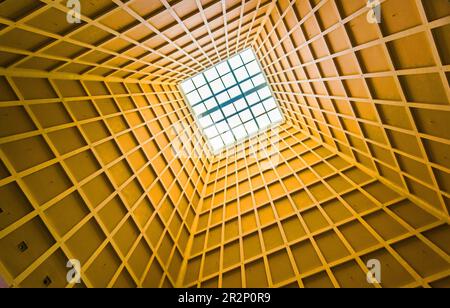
[0,0,449,288]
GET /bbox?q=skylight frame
[179,48,284,154]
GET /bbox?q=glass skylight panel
[239,109,252,122]
[246,92,259,105]
[223,104,236,117]
[216,121,228,133]
[181,79,195,93]
[240,79,254,92]
[258,86,272,100]
[210,136,224,152]
[204,126,218,138]
[204,98,216,110]
[186,91,201,105]
[229,54,244,69]
[180,48,284,154]
[227,114,241,128]
[192,74,206,88]
[228,86,240,98]
[222,131,235,145]
[198,85,212,100]
[235,66,249,81]
[256,114,271,129]
[222,73,236,88]
[233,125,247,139]
[252,74,265,86]
[204,67,219,81]
[245,121,258,135]
[240,49,255,63]
[216,62,230,75]
[211,110,223,122]
[246,61,261,76]
[210,78,225,93]
[268,109,283,123]
[253,103,265,117]
[216,92,230,104]
[199,116,212,128]
[193,103,206,115]
[263,97,277,110]
[233,98,246,111]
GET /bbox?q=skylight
[180,49,284,154]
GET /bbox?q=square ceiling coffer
[180,48,284,154]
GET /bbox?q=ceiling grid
[0,0,448,288]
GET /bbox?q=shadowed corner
[0,0,449,290]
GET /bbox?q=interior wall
[255,0,450,218]
[0,76,207,287]
[182,122,450,288]
[0,0,449,289]
[0,0,274,288]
